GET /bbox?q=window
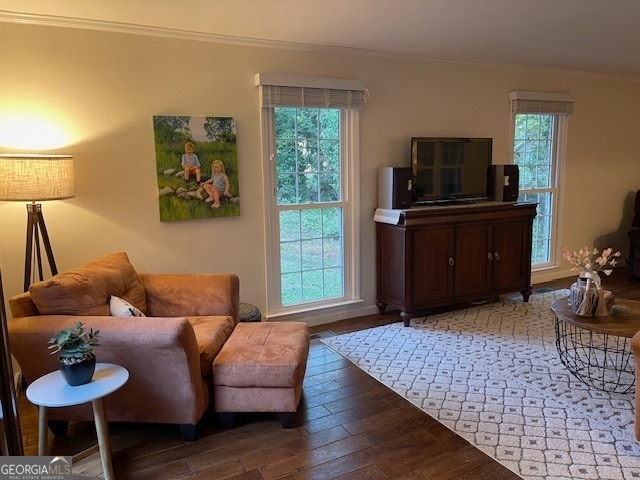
[509,91,573,268]
[276,107,344,305]
[256,74,367,317]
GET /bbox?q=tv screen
[411,137,492,205]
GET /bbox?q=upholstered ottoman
[212,321,310,428]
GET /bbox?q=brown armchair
[632,331,640,440]
[628,190,640,278]
[8,252,239,441]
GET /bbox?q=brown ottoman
[212,321,310,428]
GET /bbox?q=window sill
[266,298,373,326]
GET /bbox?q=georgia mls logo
[0,456,72,479]
[49,457,72,473]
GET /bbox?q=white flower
[562,246,621,276]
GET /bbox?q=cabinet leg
[521,288,532,302]
[400,311,412,327]
[376,301,387,315]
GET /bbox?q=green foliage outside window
[514,114,553,190]
[275,107,344,306]
[275,108,341,205]
[513,113,555,265]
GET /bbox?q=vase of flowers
[562,246,621,316]
[562,246,621,284]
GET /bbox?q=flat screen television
[411,136,492,205]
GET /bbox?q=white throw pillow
[109,295,146,317]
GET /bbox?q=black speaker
[487,164,519,202]
[378,167,412,209]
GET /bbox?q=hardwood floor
[15,271,640,479]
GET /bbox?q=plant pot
[59,355,96,386]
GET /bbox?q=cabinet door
[376,224,406,306]
[454,223,493,297]
[410,227,455,305]
[493,219,531,291]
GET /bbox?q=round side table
[551,297,640,393]
[26,363,129,480]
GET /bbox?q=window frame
[512,112,559,268]
[509,90,572,271]
[260,105,361,319]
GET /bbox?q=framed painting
[153,115,240,221]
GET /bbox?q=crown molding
[0,9,465,63]
[2,9,638,84]
[0,9,295,48]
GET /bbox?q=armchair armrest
[9,315,208,425]
[8,291,39,318]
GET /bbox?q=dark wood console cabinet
[376,202,537,326]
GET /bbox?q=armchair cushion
[188,315,236,376]
[28,252,146,316]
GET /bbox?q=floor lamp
[0,154,74,291]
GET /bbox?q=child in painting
[201,159,231,209]
[181,142,201,182]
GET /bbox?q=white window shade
[509,90,574,114]
[255,73,368,109]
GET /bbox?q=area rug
[321,289,640,480]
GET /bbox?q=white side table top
[26,363,129,408]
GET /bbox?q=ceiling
[2,0,640,80]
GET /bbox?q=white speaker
[378,167,412,209]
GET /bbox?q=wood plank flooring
[14,271,640,479]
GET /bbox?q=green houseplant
[48,322,100,386]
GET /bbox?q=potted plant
[48,321,101,386]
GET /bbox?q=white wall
[1,22,639,325]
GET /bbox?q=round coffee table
[26,363,129,480]
[551,297,640,394]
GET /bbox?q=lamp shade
[0,154,74,201]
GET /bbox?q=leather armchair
[631,330,640,440]
[628,190,640,278]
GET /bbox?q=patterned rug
[321,289,640,480]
